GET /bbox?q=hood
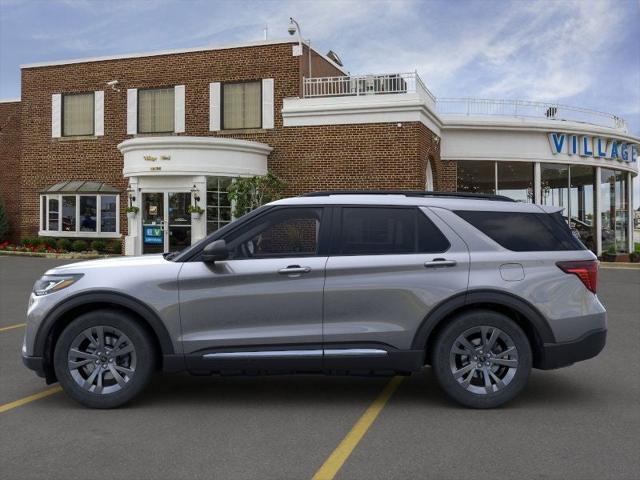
[46,254,170,274]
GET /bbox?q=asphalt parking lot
[0,255,639,480]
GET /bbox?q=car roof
[268,193,560,213]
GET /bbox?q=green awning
[41,181,120,194]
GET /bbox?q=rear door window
[337,207,450,255]
[455,210,585,251]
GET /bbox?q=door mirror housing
[202,239,229,263]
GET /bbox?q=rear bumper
[537,328,606,370]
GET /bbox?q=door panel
[323,207,469,351]
[142,192,165,254]
[168,192,191,252]
[178,206,328,371]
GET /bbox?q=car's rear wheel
[432,310,532,408]
[53,310,156,408]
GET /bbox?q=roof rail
[301,190,515,202]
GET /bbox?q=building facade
[0,39,637,256]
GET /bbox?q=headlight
[33,274,83,296]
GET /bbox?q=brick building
[0,38,637,255]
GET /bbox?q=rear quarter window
[454,210,585,252]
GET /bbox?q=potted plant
[126,206,139,221]
[187,204,204,220]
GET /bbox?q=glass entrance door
[168,192,191,252]
[141,192,192,254]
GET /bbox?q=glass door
[142,192,165,254]
[168,192,191,252]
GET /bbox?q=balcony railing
[303,72,436,103]
[437,98,628,131]
[301,74,627,131]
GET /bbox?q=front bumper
[22,354,48,379]
[537,328,607,370]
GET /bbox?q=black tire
[431,309,532,409]
[53,310,156,409]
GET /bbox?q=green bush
[90,240,106,252]
[71,240,88,252]
[21,237,36,247]
[37,237,57,249]
[0,197,8,241]
[109,239,122,254]
[56,238,73,251]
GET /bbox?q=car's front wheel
[53,310,156,408]
[431,310,532,408]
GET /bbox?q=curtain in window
[223,82,261,129]
[138,88,175,133]
[63,93,94,136]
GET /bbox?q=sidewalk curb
[0,250,120,260]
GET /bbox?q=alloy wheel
[67,326,137,394]
[449,325,519,395]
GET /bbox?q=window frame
[61,91,95,137]
[39,193,121,238]
[329,205,451,256]
[221,80,263,130]
[136,86,176,134]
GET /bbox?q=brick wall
[0,101,21,242]
[15,41,441,241]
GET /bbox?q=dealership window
[222,81,261,129]
[138,88,175,133]
[457,161,496,195]
[570,165,596,252]
[62,92,94,136]
[39,182,120,237]
[497,162,534,203]
[541,163,569,209]
[601,168,629,253]
[206,177,234,234]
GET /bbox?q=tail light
[556,260,598,294]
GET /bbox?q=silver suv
[22,192,607,409]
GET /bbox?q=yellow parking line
[0,386,63,414]
[311,376,404,480]
[0,323,26,333]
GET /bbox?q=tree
[0,197,9,242]
[226,172,286,219]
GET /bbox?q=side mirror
[202,239,229,263]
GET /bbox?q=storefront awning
[41,181,120,194]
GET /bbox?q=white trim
[39,193,120,237]
[19,39,348,74]
[0,98,20,103]
[94,90,104,136]
[262,78,275,129]
[595,166,602,255]
[51,94,61,138]
[127,89,137,135]
[209,82,221,131]
[174,85,185,133]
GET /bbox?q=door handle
[424,258,457,268]
[278,265,312,275]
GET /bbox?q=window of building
[455,210,584,252]
[226,207,323,259]
[457,161,496,195]
[337,207,450,255]
[206,177,234,234]
[541,163,569,210]
[138,88,175,133]
[497,162,534,203]
[222,81,261,129]
[62,92,94,136]
[39,182,120,237]
[601,168,629,253]
[569,165,596,252]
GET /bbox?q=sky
[1,0,639,202]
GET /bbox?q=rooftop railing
[301,74,627,131]
[436,98,628,131]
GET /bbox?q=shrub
[109,239,122,254]
[37,237,57,249]
[21,237,35,247]
[0,197,8,241]
[90,240,106,252]
[56,238,72,251]
[71,240,88,252]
